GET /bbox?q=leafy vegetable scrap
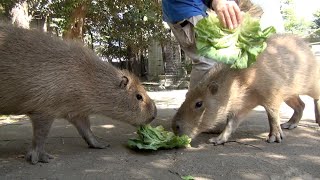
[181,175,195,180]
[128,124,191,150]
[195,13,276,69]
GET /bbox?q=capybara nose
[172,121,180,135]
[147,116,155,124]
[175,124,180,131]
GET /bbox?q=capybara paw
[26,149,54,164]
[267,131,284,143]
[281,122,297,130]
[208,136,227,145]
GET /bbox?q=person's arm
[211,0,242,29]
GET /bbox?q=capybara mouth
[147,116,156,124]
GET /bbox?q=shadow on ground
[0,90,320,180]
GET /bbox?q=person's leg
[168,16,217,89]
[189,58,214,88]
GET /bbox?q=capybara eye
[136,94,143,101]
[195,101,203,108]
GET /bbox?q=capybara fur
[173,34,320,145]
[0,24,157,164]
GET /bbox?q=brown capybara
[173,34,320,145]
[0,24,157,164]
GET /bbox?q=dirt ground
[0,90,320,180]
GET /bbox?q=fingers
[226,5,235,29]
[213,0,243,29]
[233,4,242,25]
[216,11,227,29]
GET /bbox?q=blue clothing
[162,0,209,23]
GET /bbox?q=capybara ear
[120,76,129,88]
[207,81,219,95]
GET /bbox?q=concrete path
[1,90,320,180]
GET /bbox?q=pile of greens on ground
[195,13,276,69]
[128,124,191,150]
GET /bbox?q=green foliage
[85,0,170,60]
[0,4,4,17]
[47,0,86,29]
[0,0,171,62]
[128,124,191,150]
[314,10,320,28]
[0,0,18,17]
[195,13,275,69]
[280,0,313,36]
[310,9,320,38]
[181,175,195,180]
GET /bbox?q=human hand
[211,0,242,29]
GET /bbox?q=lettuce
[128,124,191,150]
[195,13,276,69]
[181,175,195,180]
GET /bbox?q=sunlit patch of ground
[0,115,28,126]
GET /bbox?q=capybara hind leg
[25,114,54,164]
[314,99,320,126]
[68,117,108,149]
[281,96,305,130]
[265,106,284,143]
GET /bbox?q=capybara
[173,34,320,145]
[0,24,157,164]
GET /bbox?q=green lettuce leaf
[181,175,195,180]
[195,13,276,69]
[128,124,191,150]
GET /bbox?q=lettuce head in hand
[128,124,191,150]
[195,13,276,69]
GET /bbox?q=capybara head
[89,68,157,126]
[172,68,233,138]
[116,70,157,125]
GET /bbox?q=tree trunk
[85,25,94,49]
[63,1,89,41]
[10,1,31,29]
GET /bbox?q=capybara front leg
[25,114,55,164]
[281,96,305,130]
[314,99,320,126]
[209,116,240,145]
[69,117,108,149]
[265,107,284,143]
